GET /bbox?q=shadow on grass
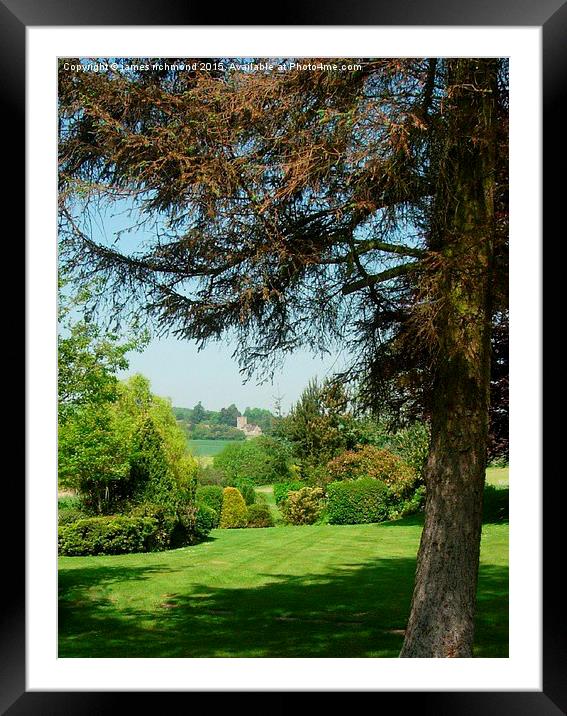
[482,486,509,524]
[59,555,508,658]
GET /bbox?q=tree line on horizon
[173,403,277,440]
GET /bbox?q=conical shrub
[219,487,248,528]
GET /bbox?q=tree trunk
[400,59,498,657]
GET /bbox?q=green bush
[327,478,392,525]
[387,485,426,520]
[488,455,509,468]
[327,446,417,499]
[169,503,214,547]
[234,479,256,506]
[58,495,82,510]
[195,465,227,486]
[302,463,333,488]
[214,437,291,486]
[194,504,217,537]
[247,503,275,528]
[281,487,325,526]
[219,487,248,528]
[273,481,304,506]
[58,515,157,556]
[195,485,224,526]
[58,508,86,527]
[386,422,430,477]
[129,502,178,551]
[255,491,268,505]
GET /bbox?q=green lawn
[59,516,508,658]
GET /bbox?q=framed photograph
[12,0,559,711]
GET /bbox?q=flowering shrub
[326,446,417,499]
[281,486,325,525]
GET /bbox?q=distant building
[236,415,263,438]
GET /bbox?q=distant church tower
[236,415,262,437]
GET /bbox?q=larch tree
[58,57,508,657]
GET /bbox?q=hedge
[58,515,157,556]
[213,437,291,486]
[327,478,392,525]
[58,508,86,527]
[59,503,215,556]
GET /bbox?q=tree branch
[341,262,418,295]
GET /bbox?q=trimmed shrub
[327,446,417,499]
[219,487,248,528]
[273,481,304,506]
[194,504,217,537]
[281,487,325,526]
[58,515,157,556]
[58,508,86,527]
[247,503,275,528]
[196,485,224,527]
[327,478,391,525]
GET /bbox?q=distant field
[187,439,242,457]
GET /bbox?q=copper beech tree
[58,57,508,657]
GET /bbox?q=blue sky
[67,199,348,413]
[117,334,348,413]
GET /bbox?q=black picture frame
[11,1,560,712]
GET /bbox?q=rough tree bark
[400,59,498,657]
